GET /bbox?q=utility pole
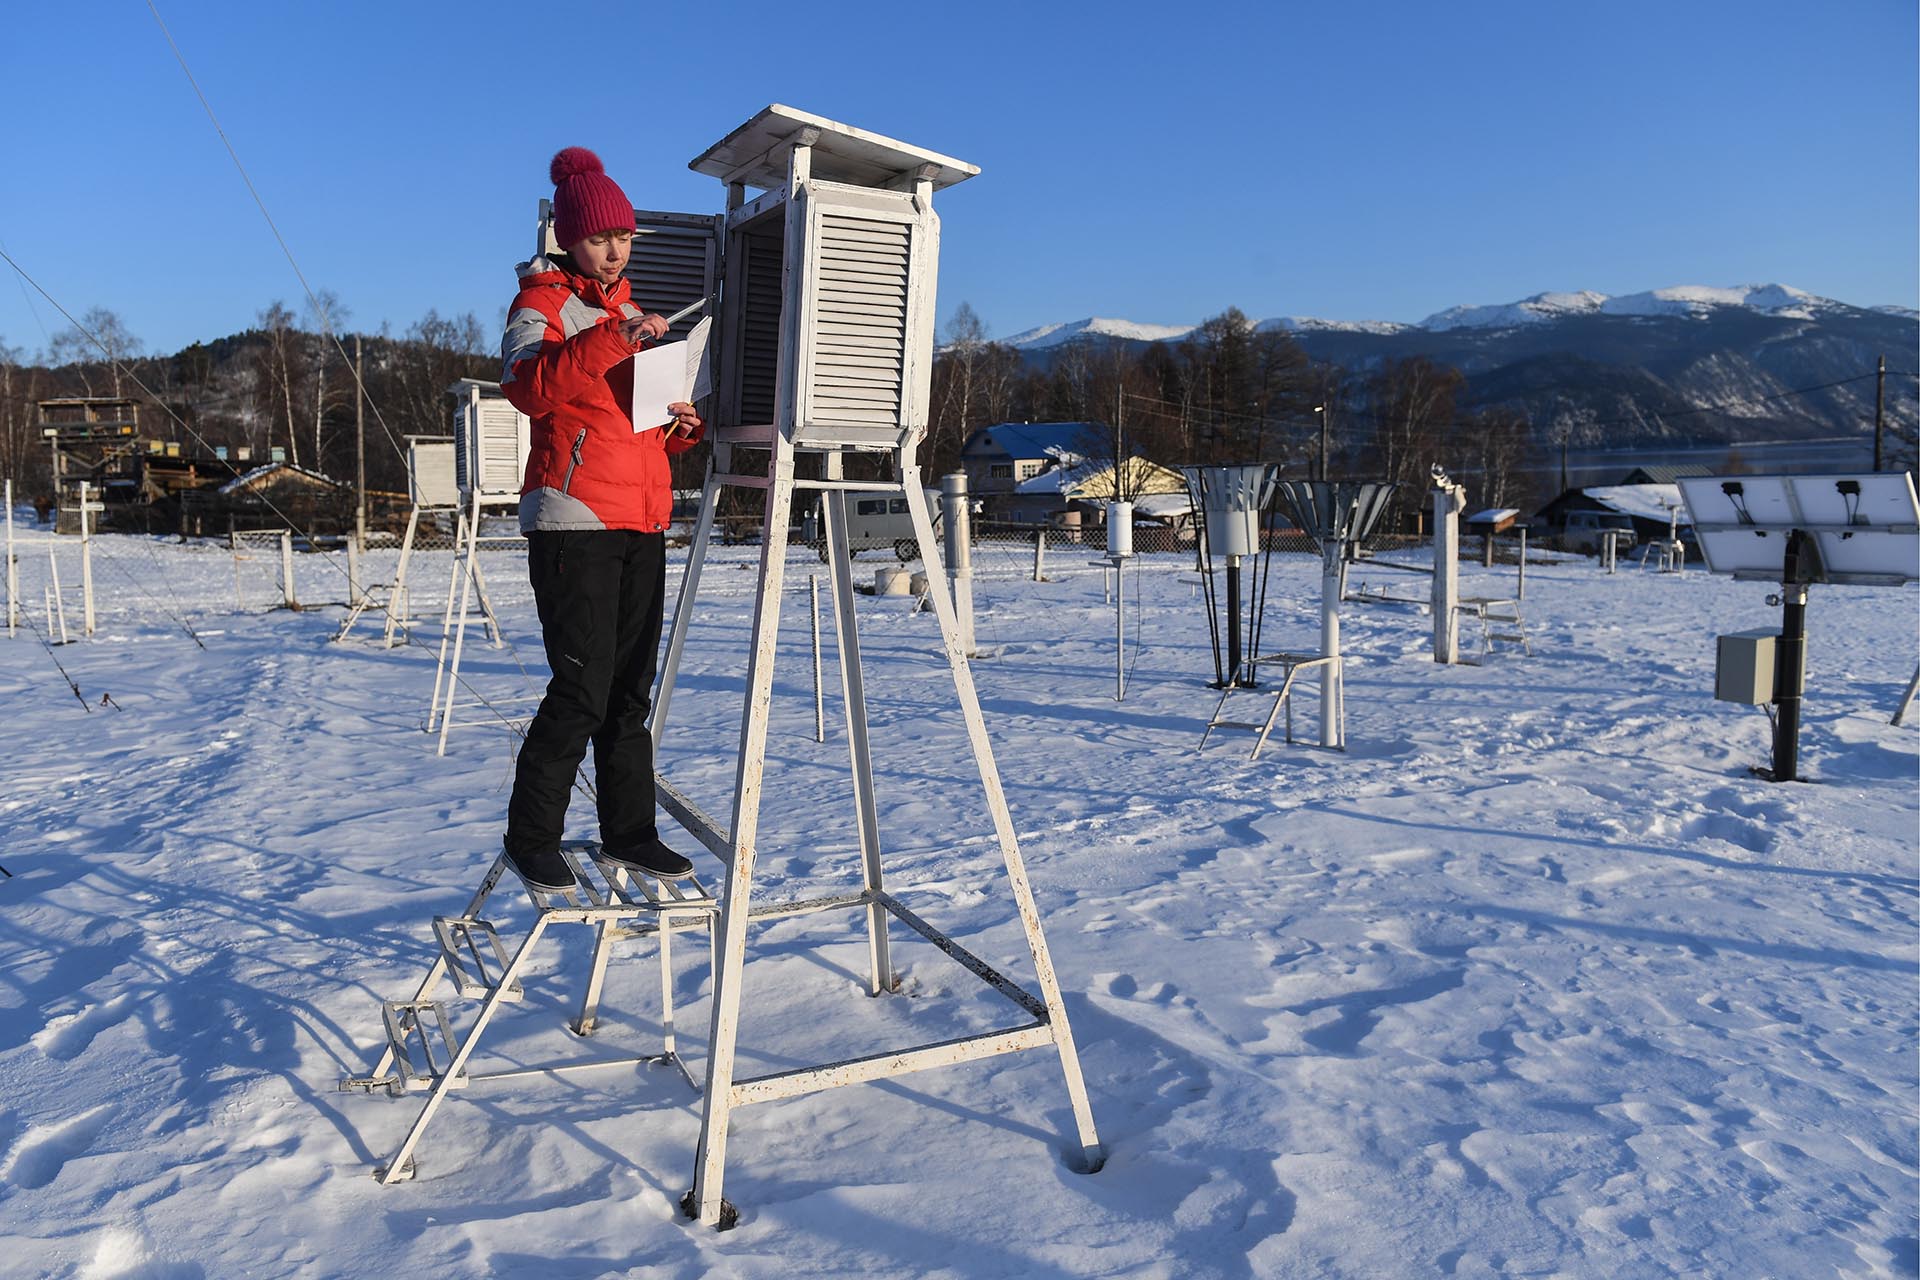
[1873,354,1886,471]
[1314,404,1329,481]
[354,335,367,553]
[1559,430,1570,494]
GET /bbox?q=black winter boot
[503,836,574,893]
[602,839,695,881]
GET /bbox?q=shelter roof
[1466,507,1521,525]
[690,105,979,192]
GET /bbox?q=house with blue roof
[959,423,1105,498]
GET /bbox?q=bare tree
[257,301,301,466]
[394,310,492,440]
[1463,405,1534,510]
[0,337,28,485]
[49,307,142,398]
[1364,356,1465,524]
[927,301,990,474]
[1045,337,1096,422]
[304,291,350,471]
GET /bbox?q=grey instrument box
[1716,629,1803,704]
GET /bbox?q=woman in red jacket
[497,147,703,892]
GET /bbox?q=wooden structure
[40,397,243,533]
[177,461,353,540]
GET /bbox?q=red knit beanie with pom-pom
[549,147,635,252]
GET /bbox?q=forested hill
[0,308,497,499]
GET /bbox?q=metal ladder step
[433,916,525,1002]
[382,999,469,1093]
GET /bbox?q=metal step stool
[1199,652,1345,759]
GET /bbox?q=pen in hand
[662,401,700,439]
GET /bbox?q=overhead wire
[134,2,563,749]
[0,247,545,744]
[0,234,53,350]
[81,529,208,649]
[8,572,93,713]
[141,0,410,474]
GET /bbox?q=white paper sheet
[629,315,713,432]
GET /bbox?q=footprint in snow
[1,1104,115,1191]
[32,993,138,1062]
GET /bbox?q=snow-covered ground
[1,526,1915,1279]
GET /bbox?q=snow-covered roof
[1583,483,1690,524]
[1466,508,1521,525]
[1011,448,1188,502]
[1622,464,1712,485]
[217,463,341,495]
[1013,447,1085,495]
[1131,491,1192,520]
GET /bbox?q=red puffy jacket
[500,256,704,533]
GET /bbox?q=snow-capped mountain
[994,285,1918,448]
[1001,284,1877,350]
[999,317,1197,350]
[1420,284,1842,331]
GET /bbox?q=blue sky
[1,0,1914,357]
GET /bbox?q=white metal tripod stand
[427,487,539,754]
[651,431,1105,1228]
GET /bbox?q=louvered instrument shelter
[614,104,976,452]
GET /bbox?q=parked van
[1560,509,1637,554]
[803,490,945,560]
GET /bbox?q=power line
[8,581,93,713]
[142,0,410,473]
[0,245,544,740]
[0,234,53,351]
[93,534,208,649]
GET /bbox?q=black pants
[505,529,666,857]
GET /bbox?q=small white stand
[428,490,537,755]
[1091,551,1137,701]
[1199,651,1344,759]
[1432,477,1465,664]
[341,843,718,1184]
[1455,596,1532,662]
[334,505,448,647]
[5,479,97,640]
[1600,528,1626,574]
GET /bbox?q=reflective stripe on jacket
[501,255,703,533]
